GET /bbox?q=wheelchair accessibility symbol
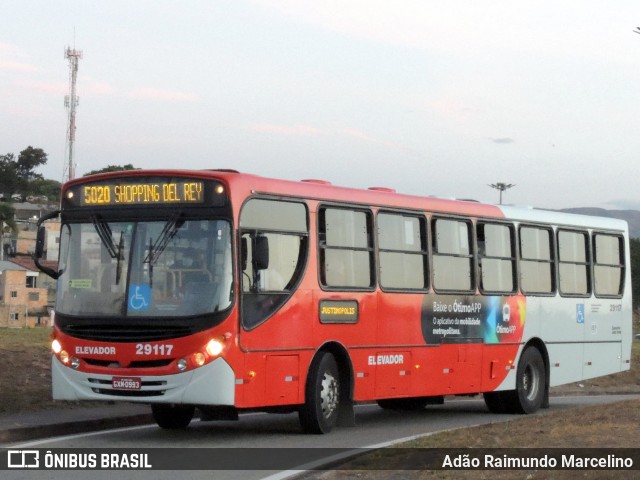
[129,284,151,311]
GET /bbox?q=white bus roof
[498,205,628,234]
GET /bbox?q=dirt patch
[0,327,103,414]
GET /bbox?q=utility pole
[64,46,82,181]
[488,182,515,205]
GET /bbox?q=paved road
[4,394,638,480]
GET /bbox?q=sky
[1,0,640,210]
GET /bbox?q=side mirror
[254,235,269,270]
[35,226,46,258]
[33,210,61,279]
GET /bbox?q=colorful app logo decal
[421,294,526,345]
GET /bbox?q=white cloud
[12,81,66,94]
[128,87,198,102]
[251,123,323,136]
[0,60,38,73]
[253,0,635,61]
[0,43,38,72]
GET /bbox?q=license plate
[112,376,141,390]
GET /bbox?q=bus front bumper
[51,356,235,406]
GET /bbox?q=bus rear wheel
[299,352,340,434]
[484,347,546,414]
[513,347,545,414]
[151,404,195,429]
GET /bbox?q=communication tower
[64,47,82,180]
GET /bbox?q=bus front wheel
[299,352,340,434]
[151,404,195,429]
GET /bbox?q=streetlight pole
[488,182,515,205]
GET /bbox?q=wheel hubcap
[320,372,339,419]
[523,364,540,401]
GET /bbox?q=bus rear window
[593,234,624,297]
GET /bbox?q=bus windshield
[56,218,233,317]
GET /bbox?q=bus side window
[432,217,474,292]
[558,230,590,297]
[477,222,516,294]
[377,212,428,291]
[519,226,555,295]
[319,207,375,289]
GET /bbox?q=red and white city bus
[35,170,632,433]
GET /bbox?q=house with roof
[0,259,51,327]
[0,199,59,327]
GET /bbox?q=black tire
[299,353,340,434]
[377,397,429,411]
[512,347,546,414]
[151,404,195,429]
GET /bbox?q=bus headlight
[177,358,188,371]
[193,352,206,367]
[59,350,70,364]
[70,357,81,369]
[52,339,62,354]
[206,339,224,357]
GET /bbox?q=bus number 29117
[136,344,174,356]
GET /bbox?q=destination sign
[319,299,359,324]
[73,180,208,206]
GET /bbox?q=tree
[0,153,19,199]
[29,178,62,204]
[84,164,137,176]
[16,146,47,200]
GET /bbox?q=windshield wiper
[143,212,185,266]
[115,231,124,285]
[142,213,185,287]
[91,215,118,258]
[91,215,126,285]
[146,236,154,287]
